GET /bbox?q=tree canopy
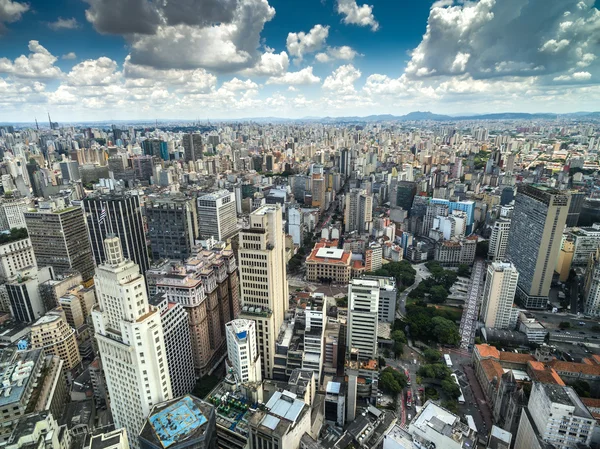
[369,260,416,289]
[379,367,408,394]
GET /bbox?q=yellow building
[556,238,574,283]
[30,309,81,371]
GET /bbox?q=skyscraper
[347,278,379,360]
[393,180,417,212]
[238,205,288,379]
[506,185,570,309]
[92,237,172,449]
[225,319,262,384]
[30,309,81,371]
[24,205,95,281]
[146,195,198,261]
[182,133,203,163]
[480,262,520,329]
[83,192,150,275]
[197,190,238,241]
[488,218,511,261]
[583,248,600,317]
[344,188,373,234]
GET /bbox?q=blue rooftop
[149,396,208,448]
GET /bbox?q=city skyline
[0,0,599,122]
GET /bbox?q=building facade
[197,190,238,241]
[30,310,81,371]
[506,185,570,309]
[347,279,379,360]
[225,319,262,384]
[0,236,36,282]
[584,247,600,317]
[83,192,149,275]
[480,262,520,329]
[24,205,95,281]
[238,205,289,379]
[91,237,172,449]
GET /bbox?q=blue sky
[0,0,599,122]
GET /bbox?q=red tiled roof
[476,344,500,360]
[498,352,535,364]
[548,360,600,377]
[481,359,505,382]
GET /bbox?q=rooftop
[140,395,213,448]
[0,349,42,407]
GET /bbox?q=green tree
[573,380,591,398]
[441,400,458,414]
[423,349,442,364]
[379,367,408,394]
[441,379,461,399]
[430,285,449,304]
[476,240,489,257]
[559,321,571,329]
[391,330,407,357]
[457,264,470,277]
[431,317,460,346]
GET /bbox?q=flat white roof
[316,247,344,259]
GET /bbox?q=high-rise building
[0,233,36,282]
[514,382,595,449]
[347,278,379,360]
[0,199,29,231]
[83,192,149,275]
[480,262,520,329]
[566,191,585,227]
[155,247,239,377]
[6,412,70,449]
[149,293,196,398]
[197,190,238,241]
[393,180,417,212]
[583,247,600,317]
[344,188,372,234]
[488,218,511,261]
[225,319,262,384]
[139,396,216,449]
[506,185,570,309]
[91,237,172,449]
[59,161,81,183]
[88,429,129,449]
[238,205,289,379]
[30,309,81,371]
[24,205,95,281]
[146,195,198,261]
[5,267,54,322]
[182,133,204,163]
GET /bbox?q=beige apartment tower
[480,262,520,330]
[238,205,289,379]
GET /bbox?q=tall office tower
[0,233,36,282]
[514,383,595,449]
[92,237,172,449]
[393,180,417,212]
[225,319,262,384]
[303,303,325,385]
[347,279,379,360]
[506,185,570,309]
[24,205,95,281]
[344,188,373,234]
[480,262,520,329]
[146,196,198,260]
[311,165,326,210]
[340,148,350,177]
[83,192,149,275]
[139,396,216,449]
[197,190,238,241]
[149,293,196,397]
[238,205,288,379]
[566,191,585,227]
[30,309,81,371]
[583,248,600,317]
[4,267,54,322]
[59,161,81,183]
[488,218,511,261]
[182,133,203,163]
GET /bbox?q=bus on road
[444,354,453,368]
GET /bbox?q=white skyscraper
[91,237,172,449]
[584,247,600,317]
[480,261,520,329]
[225,319,262,383]
[197,190,238,241]
[238,205,289,379]
[347,279,379,360]
[488,218,511,261]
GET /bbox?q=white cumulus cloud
[337,0,379,31]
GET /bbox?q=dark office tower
[182,133,203,162]
[26,162,43,198]
[59,161,81,183]
[340,148,350,177]
[24,206,95,281]
[506,185,570,309]
[579,197,600,227]
[82,192,150,274]
[131,155,154,183]
[146,196,198,260]
[500,186,514,206]
[566,191,585,227]
[395,181,417,212]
